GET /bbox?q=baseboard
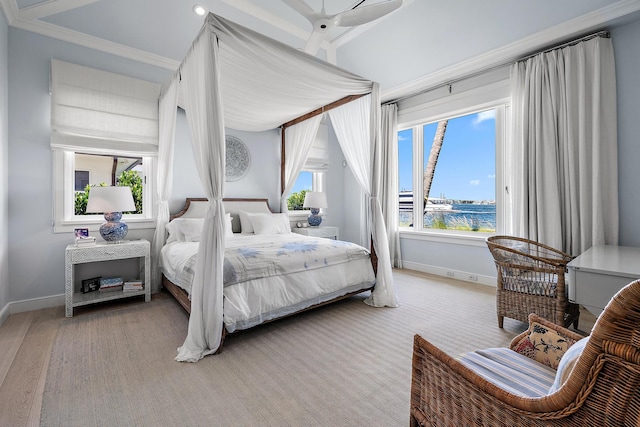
[1,294,65,324]
[401,261,495,287]
[0,302,10,327]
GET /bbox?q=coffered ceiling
[1,0,639,94]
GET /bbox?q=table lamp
[86,186,136,242]
[303,191,328,227]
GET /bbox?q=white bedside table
[292,226,339,240]
[65,239,151,317]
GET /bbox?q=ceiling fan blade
[282,0,317,24]
[303,30,325,55]
[336,0,403,27]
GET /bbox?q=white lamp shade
[303,191,328,209]
[86,186,136,213]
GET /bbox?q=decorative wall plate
[225,135,251,181]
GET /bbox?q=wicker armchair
[486,235,580,328]
[410,278,640,426]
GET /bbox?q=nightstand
[292,226,339,240]
[65,239,151,317]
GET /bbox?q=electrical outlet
[467,274,478,281]
[446,271,455,277]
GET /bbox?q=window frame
[287,171,326,220]
[53,150,157,233]
[397,80,510,240]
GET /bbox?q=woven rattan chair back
[486,235,580,328]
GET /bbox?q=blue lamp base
[307,208,322,227]
[99,212,129,242]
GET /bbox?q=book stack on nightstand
[99,277,123,292]
[123,280,144,292]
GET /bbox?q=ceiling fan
[283,0,403,55]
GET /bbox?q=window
[50,59,160,232]
[287,122,328,214]
[397,80,509,236]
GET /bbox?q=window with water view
[398,109,497,233]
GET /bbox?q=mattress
[161,233,376,332]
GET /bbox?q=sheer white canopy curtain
[280,115,322,213]
[328,89,398,308]
[157,12,397,362]
[510,35,618,255]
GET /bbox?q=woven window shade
[50,59,161,156]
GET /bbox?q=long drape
[151,79,178,292]
[329,87,398,308]
[510,36,618,254]
[380,104,402,268]
[175,25,227,362]
[280,116,323,212]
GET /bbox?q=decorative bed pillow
[225,213,234,239]
[512,320,577,370]
[238,210,257,234]
[250,212,291,235]
[166,218,204,243]
[548,336,589,393]
[166,214,233,242]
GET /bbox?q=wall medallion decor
[225,135,251,181]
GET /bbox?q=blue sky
[399,110,496,201]
[291,110,496,201]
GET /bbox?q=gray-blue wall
[0,11,8,315]
[4,13,640,308]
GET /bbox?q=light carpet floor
[40,270,549,427]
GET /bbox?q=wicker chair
[410,278,640,426]
[486,235,580,329]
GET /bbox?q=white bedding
[161,233,376,332]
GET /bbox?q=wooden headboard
[170,198,272,233]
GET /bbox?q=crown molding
[19,0,99,20]
[382,0,640,103]
[0,0,17,24]
[11,14,180,70]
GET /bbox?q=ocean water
[399,203,496,231]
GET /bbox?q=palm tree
[423,120,448,207]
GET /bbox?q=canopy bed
[161,198,376,349]
[154,13,397,362]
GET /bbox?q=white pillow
[548,336,589,393]
[166,218,204,243]
[238,210,256,234]
[225,213,234,239]
[250,213,291,235]
[166,214,233,242]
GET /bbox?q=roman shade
[50,59,161,156]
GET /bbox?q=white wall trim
[10,15,179,70]
[19,0,99,21]
[401,261,496,287]
[0,301,10,327]
[382,0,640,103]
[0,293,64,326]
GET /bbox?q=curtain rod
[383,30,610,106]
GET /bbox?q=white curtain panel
[510,36,618,254]
[280,115,323,212]
[175,26,227,362]
[329,88,398,308]
[381,104,402,268]
[151,79,178,292]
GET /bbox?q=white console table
[65,239,151,317]
[567,245,640,317]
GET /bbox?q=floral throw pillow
[513,321,576,370]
